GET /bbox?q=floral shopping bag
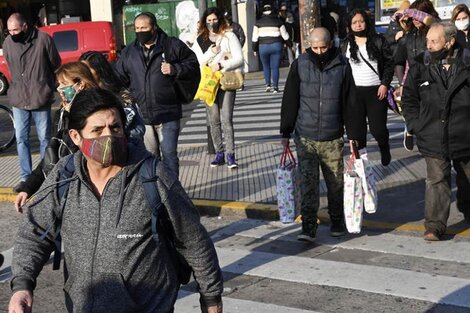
[343,155,364,233]
[353,148,378,214]
[276,146,300,223]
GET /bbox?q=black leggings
[347,85,389,150]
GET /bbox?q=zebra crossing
[176,217,470,313]
[179,78,408,148]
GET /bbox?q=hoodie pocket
[92,273,139,312]
[63,272,140,312]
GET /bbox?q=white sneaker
[265,85,272,92]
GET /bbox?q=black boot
[379,143,391,166]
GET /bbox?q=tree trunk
[298,0,320,53]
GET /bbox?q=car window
[52,31,78,52]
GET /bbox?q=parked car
[0,21,117,95]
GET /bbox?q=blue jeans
[144,120,181,177]
[259,42,283,88]
[206,89,236,154]
[13,106,52,181]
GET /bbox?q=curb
[2,189,469,237]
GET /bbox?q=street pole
[231,0,239,23]
[198,0,215,154]
[198,0,207,18]
[298,0,320,53]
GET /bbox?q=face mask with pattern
[58,82,79,111]
[80,135,128,167]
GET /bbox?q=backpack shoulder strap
[39,154,75,270]
[139,156,162,243]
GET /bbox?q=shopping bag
[194,66,222,106]
[343,155,364,233]
[354,148,378,214]
[276,146,300,223]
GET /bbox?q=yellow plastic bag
[194,66,222,106]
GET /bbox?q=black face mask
[429,48,449,62]
[207,22,219,33]
[135,30,154,44]
[11,31,25,43]
[351,30,367,37]
[312,49,332,66]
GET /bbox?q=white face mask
[455,18,470,31]
[263,10,272,15]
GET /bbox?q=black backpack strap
[39,154,75,270]
[139,156,162,243]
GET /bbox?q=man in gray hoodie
[8,89,223,313]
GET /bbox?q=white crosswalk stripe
[176,218,470,312]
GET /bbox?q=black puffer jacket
[402,49,470,160]
[340,34,394,87]
[114,30,200,125]
[281,48,346,141]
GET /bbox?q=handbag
[358,51,398,113]
[276,146,301,223]
[194,65,222,106]
[220,69,243,91]
[218,50,244,91]
[163,40,201,104]
[343,154,364,234]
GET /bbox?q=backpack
[40,155,192,285]
[163,37,200,105]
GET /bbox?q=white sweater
[192,31,244,72]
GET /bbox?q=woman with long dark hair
[192,7,243,169]
[341,9,394,166]
[79,51,145,140]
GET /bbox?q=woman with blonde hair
[192,7,243,169]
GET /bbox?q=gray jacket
[3,26,61,110]
[11,140,223,312]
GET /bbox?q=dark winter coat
[394,28,427,68]
[3,26,61,110]
[402,48,470,160]
[11,141,223,312]
[281,48,346,141]
[114,30,200,125]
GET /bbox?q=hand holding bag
[276,146,300,223]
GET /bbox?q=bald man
[3,13,60,190]
[280,27,347,241]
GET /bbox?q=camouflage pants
[294,137,344,234]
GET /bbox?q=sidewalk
[0,68,468,238]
